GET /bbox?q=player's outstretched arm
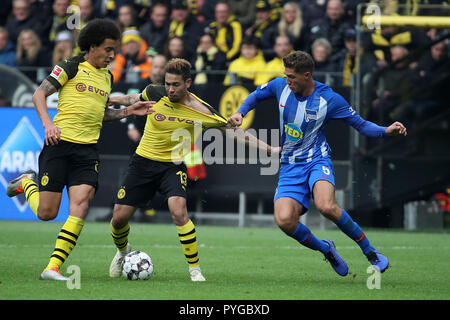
[385,121,407,136]
[103,101,155,122]
[221,126,281,156]
[32,79,60,146]
[107,92,141,106]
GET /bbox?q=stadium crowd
[0,0,449,129]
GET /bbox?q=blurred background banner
[0,107,69,222]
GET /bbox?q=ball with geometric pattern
[122,251,154,280]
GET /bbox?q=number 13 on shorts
[176,171,187,191]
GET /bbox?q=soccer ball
[122,251,154,280]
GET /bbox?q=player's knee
[37,205,58,221]
[316,201,340,220]
[274,211,298,234]
[112,206,131,228]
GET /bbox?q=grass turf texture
[0,220,449,300]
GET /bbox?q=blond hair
[278,2,303,39]
[16,29,41,62]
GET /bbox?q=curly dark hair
[78,19,120,52]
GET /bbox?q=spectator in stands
[15,29,52,81]
[111,28,151,83]
[193,33,227,84]
[148,54,167,86]
[331,28,371,88]
[363,24,428,67]
[261,1,306,60]
[78,0,96,29]
[258,34,293,84]
[139,2,170,55]
[51,30,74,67]
[311,38,335,84]
[292,0,326,28]
[6,0,41,46]
[223,36,267,86]
[308,0,351,54]
[369,45,413,125]
[397,39,450,124]
[43,0,71,49]
[0,27,16,67]
[163,35,193,64]
[245,0,277,42]
[117,4,138,34]
[168,0,204,57]
[228,0,257,29]
[206,0,243,62]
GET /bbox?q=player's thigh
[312,180,341,221]
[68,184,96,219]
[115,157,158,208]
[38,143,68,193]
[274,197,303,233]
[159,163,187,201]
[67,143,100,191]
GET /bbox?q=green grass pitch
[0,220,449,300]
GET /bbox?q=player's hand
[44,122,61,145]
[385,121,407,136]
[227,112,243,128]
[129,101,155,116]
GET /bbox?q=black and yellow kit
[115,84,227,206]
[39,53,113,191]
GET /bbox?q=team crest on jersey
[117,187,126,199]
[50,65,64,80]
[305,109,318,122]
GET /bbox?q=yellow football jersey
[46,53,113,144]
[137,85,227,162]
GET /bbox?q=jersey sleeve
[327,91,387,137]
[45,57,79,89]
[141,84,166,101]
[237,77,279,116]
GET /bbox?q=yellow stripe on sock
[110,221,130,252]
[177,220,200,267]
[46,216,84,270]
[22,178,39,216]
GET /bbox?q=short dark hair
[78,19,120,51]
[283,50,315,74]
[165,58,191,81]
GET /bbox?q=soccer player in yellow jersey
[108,58,279,281]
[6,19,154,281]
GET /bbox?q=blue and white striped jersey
[238,77,387,164]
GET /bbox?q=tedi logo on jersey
[284,123,303,142]
[0,117,43,212]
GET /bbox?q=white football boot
[109,244,131,277]
[39,267,69,281]
[189,267,206,282]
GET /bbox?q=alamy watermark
[366,265,381,290]
[365,4,381,30]
[170,126,281,176]
[66,264,81,290]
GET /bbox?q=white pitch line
[0,243,447,250]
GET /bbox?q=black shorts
[115,154,187,207]
[38,140,99,192]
